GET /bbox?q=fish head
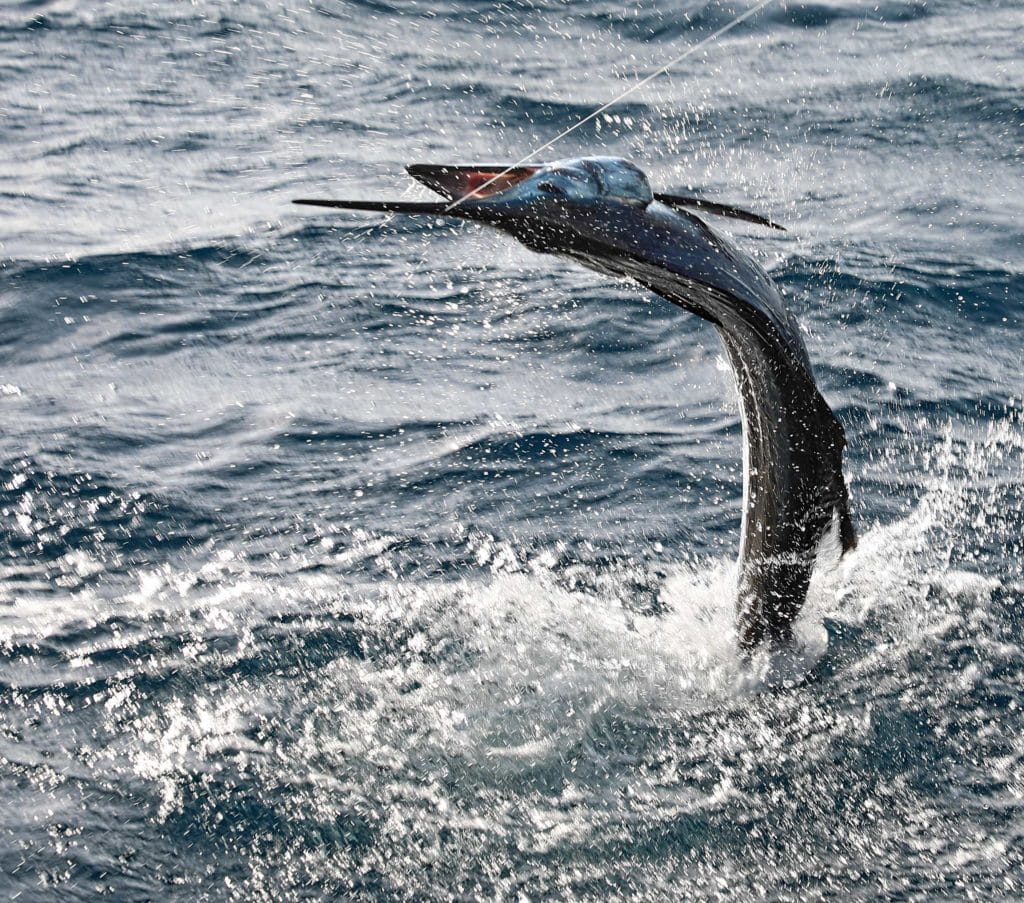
[405,156,656,252]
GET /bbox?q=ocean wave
[779,251,1023,324]
[2,0,1023,897]
[2,425,1020,897]
[760,0,932,28]
[0,457,214,578]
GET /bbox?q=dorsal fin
[654,192,785,231]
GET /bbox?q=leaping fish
[295,156,854,651]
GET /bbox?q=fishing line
[444,0,781,212]
[326,0,779,246]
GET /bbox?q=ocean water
[1,0,1023,898]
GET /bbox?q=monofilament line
[444,0,780,213]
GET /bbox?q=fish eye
[537,180,564,197]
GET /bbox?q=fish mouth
[405,164,539,202]
[291,164,539,217]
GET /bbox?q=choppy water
[2,0,1023,898]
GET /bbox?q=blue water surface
[1,0,1023,898]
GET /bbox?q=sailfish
[295,156,854,650]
